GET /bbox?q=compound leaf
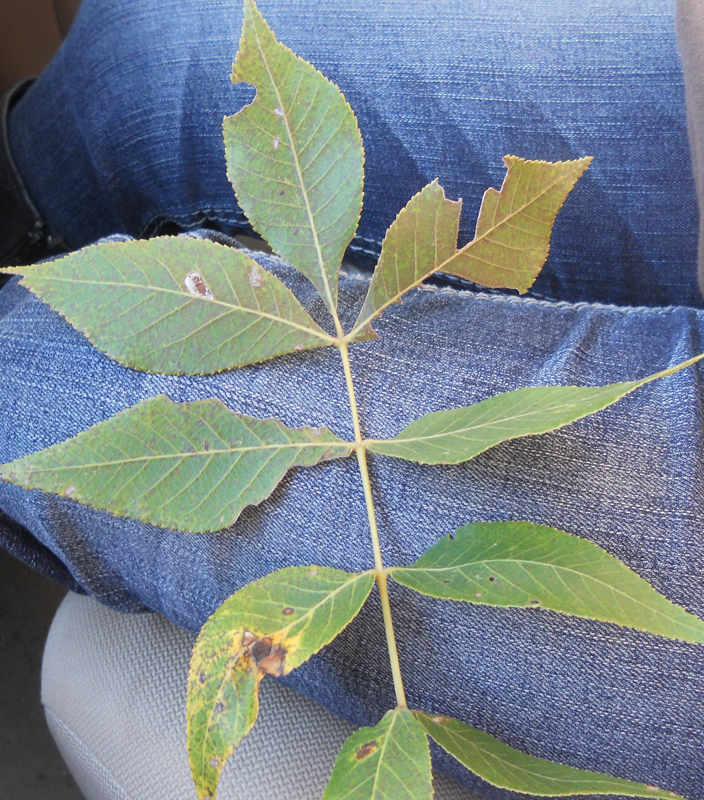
[3,237,333,375]
[354,180,461,331]
[0,395,352,532]
[442,156,592,293]
[224,0,364,314]
[416,712,686,798]
[188,566,375,799]
[323,708,433,800]
[367,354,704,465]
[392,521,704,643]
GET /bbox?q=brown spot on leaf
[310,570,318,576]
[250,637,273,663]
[355,740,378,760]
[282,607,294,616]
[432,714,451,724]
[442,580,451,584]
[243,634,287,677]
[199,671,206,684]
[488,576,495,582]
[64,485,76,497]
[279,190,285,196]
[185,271,213,299]
[475,592,482,598]
[209,758,219,768]
[204,441,210,452]
[294,344,304,351]
[258,644,285,677]
[214,703,225,714]
[529,600,540,606]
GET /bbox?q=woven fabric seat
[41,592,479,800]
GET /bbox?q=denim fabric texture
[6,0,701,308]
[2,231,704,797]
[2,0,704,796]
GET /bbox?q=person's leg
[3,0,700,307]
[3,2,704,796]
[678,0,704,295]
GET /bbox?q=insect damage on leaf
[442,155,592,293]
[2,236,336,374]
[185,270,214,299]
[223,0,364,314]
[241,630,286,677]
[187,567,374,798]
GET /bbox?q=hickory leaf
[0,395,352,532]
[442,156,592,293]
[224,0,364,315]
[323,708,433,800]
[188,566,375,799]
[3,237,334,374]
[367,353,704,465]
[392,521,704,643]
[354,180,461,332]
[415,712,685,798]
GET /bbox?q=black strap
[0,80,66,275]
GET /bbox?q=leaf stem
[337,340,408,708]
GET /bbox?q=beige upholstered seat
[41,593,481,800]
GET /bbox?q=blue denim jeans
[2,0,704,797]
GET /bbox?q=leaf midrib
[5,439,353,472]
[351,164,584,335]
[370,710,399,799]
[20,275,334,343]
[393,558,701,631]
[430,723,656,792]
[364,387,632,448]
[249,7,337,314]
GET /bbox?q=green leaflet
[443,156,592,293]
[0,395,352,532]
[188,566,375,799]
[351,158,590,334]
[224,0,364,314]
[391,521,704,643]
[354,181,461,332]
[323,708,433,800]
[415,712,685,798]
[187,631,261,800]
[3,237,334,374]
[367,353,704,464]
